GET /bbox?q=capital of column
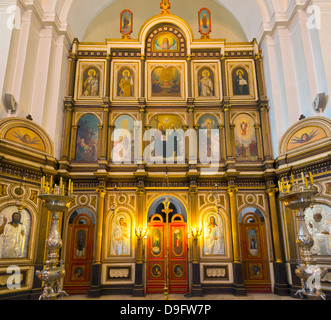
[227,186,238,196]
[266,187,278,197]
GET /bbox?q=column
[254,124,263,160]
[100,100,110,161]
[223,101,233,159]
[69,124,78,161]
[259,101,272,160]
[132,180,146,297]
[0,0,16,118]
[227,185,246,296]
[88,187,106,298]
[266,186,290,296]
[188,178,203,297]
[60,99,74,161]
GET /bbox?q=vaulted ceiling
[40,0,289,42]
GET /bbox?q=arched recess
[147,195,187,222]
[104,206,136,259]
[199,205,230,258]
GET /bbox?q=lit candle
[60,177,63,189]
[291,173,295,186]
[50,176,53,188]
[309,172,314,185]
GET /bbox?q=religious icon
[198,68,214,97]
[73,266,84,280]
[110,213,131,256]
[198,8,211,37]
[151,66,181,97]
[232,67,249,96]
[234,115,258,161]
[151,264,162,278]
[83,68,100,97]
[75,230,86,258]
[198,115,219,160]
[120,10,133,38]
[118,68,134,97]
[154,33,178,51]
[149,114,184,160]
[203,213,225,255]
[305,204,331,256]
[152,228,162,256]
[75,114,99,162]
[112,115,135,163]
[173,228,183,257]
[250,264,262,277]
[0,208,31,259]
[173,264,184,278]
[248,229,258,256]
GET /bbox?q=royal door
[64,213,95,294]
[239,212,271,292]
[147,214,189,294]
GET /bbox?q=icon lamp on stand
[135,227,147,263]
[279,171,328,300]
[191,227,202,263]
[36,176,74,300]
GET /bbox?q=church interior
[0,0,331,301]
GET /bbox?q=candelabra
[36,177,74,300]
[279,172,327,300]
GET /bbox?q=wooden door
[64,214,95,295]
[146,214,188,294]
[239,212,271,293]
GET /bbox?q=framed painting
[109,212,132,257]
[234,114,258,161]
[153,32,179,52]
[193,62,221,101]
[112,61,139,101]
[199,8,211,37]
[0,206,31,259]
[75,60,105,100]
[75,114,100,162]
[226,60,257,100]
[147,62,186,102]
[202,212,225,256]
[112,115,135,163]
[120,10,133,38]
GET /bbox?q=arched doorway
[239,208,271,293]
[64,209,95,295]
[146,196,189,294]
